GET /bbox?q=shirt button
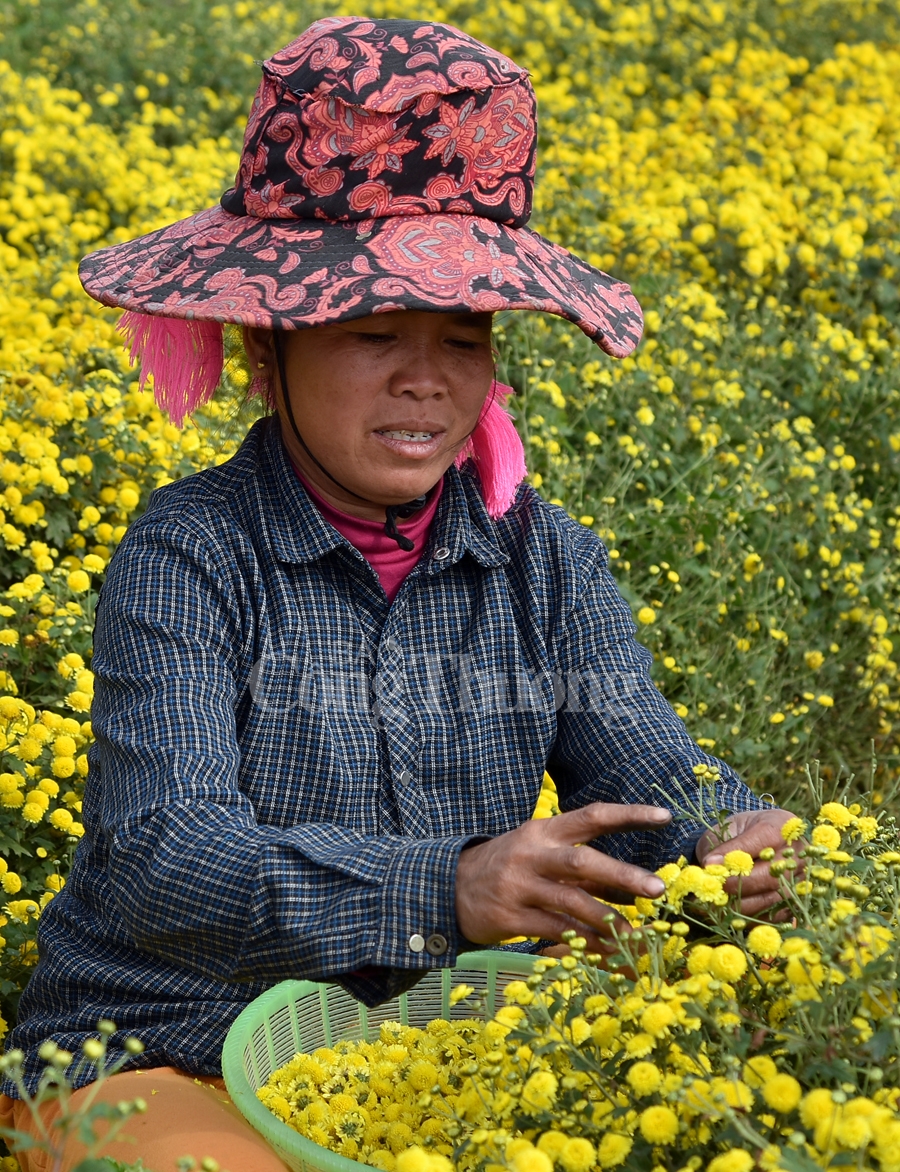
[433,547,451,561]
[426,933,448,956]
[409,933,426,953]
[398,769,414,786]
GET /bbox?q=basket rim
[221,950,537,1168]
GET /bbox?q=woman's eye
[359,333,395,344]
[448,338,481,350]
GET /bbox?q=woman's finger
[546,802,673,845]
[724,861,784,898]
[574,881,657,905]
[538,841,666,900]
[504,907,620,954]
[527,878,643,937]
[703,809,794,864]
[738,890,787,917]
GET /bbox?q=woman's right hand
[454,802,672,953]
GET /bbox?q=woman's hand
[695,807,799,918]
[455,802,672,952]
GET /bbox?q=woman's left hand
[695,807,800,918]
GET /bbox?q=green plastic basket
[222,950,537,1172]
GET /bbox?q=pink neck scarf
[289,458,444,604]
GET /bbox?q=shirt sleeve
[88,510,475,1006]
[546,537,768,869]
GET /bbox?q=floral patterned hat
[78,16,643,514]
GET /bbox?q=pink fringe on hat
[118,312,226,428]
[455,380,527,518]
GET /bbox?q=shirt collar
[257,414,509,570]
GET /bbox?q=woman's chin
[368,471,445,505]
[359,435,459,501]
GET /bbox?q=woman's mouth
[372,428,445,457]
[376,429,434,442]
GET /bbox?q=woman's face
[244,310,494,520]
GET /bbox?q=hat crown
[265,17,527,107]
[221,16,537,227]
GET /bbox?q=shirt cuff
[335,965,428,1007]
[370,833,483,971]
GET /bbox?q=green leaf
[0,831,28,856]
[778,1147,829,1172]
[44,512,72,548]
[863,1024,896,1062]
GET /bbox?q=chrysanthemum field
[1,1,900,1163]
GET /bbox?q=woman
[0,16,795,1169]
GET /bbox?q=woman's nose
[387,344,449,398]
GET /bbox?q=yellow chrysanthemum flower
[761,1073,802,1113]
[558,1138,595,1172]
[640,1002,676,1038]
[723,849,754,876]
[811,824,841,850]
[638,1104,678,1144]
[746,924,782,959]
[520,1071,558,1112]
[626,1061,663,1096]
[817,802,855,829]
[596,1135,632,1169]
[781,817,807,843]
[536,1132,568,1161]
[511,1149,552,1172]
[708,1152,754,1172]
[66,569,90,593]
[709,944,748,982]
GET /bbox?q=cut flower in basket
[259,788,900,1172]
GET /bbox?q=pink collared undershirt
[289,458,444,603]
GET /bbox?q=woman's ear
[242,325,275,374]
[243,326,278,413]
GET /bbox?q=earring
[257,361,266,370]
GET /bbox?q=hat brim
[78,205,642,358]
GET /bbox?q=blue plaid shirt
[6,413,765,1092]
